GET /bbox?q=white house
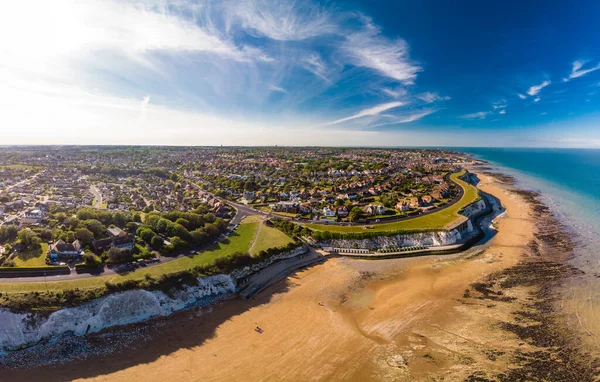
[365,203,386,216]
[322,205,337,218]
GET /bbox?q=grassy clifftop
[305,170,479,234]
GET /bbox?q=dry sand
[4,174,597,381]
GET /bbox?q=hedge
[0,266,69,272]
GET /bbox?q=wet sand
[3,173,598,381]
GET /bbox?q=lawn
[0,164,42,170]
[0,221,260,293]
[249,223,294,256]
[255,206,296,218]
[305,171,479,233]
[13,243,49,267]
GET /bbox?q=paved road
[89,185,103,209]
[4,170,43,192]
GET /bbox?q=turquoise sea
[459,147,600,349]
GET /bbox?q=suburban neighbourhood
[0,146,482,281]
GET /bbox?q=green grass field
[305,171,479,233]
[13,243,49,267]
[249,224,294,256]
[0,164,42,170]
[0,220,260,293]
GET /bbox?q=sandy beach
[2,173,598,381]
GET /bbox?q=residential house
[365,203,386,216]
[272,201,299,214]
[93,228,136,253]
[337,205,349,217]
[299,203,312,214]
[322,205,337,218]
[395,201,411,212]
[48,239,82,259]
[346,192,359,200]
[21,208,44,225]
[242,191,256,201]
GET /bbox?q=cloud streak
[224,0,336,41]
[341,18,421,84]
[416,92,450,103]
[461,111,490,119]
[527,80,551,96]
[563,60,600,82]
[323,101,404,126]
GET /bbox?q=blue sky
[1,0,599,146]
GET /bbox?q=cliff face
[0,275,235,351]
[324,229,463,250]
[0,246,307,352]
[461,199,486,219]
[230,246,308,280]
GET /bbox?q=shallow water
[462,148,600,351]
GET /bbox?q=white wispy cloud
[381,87,406,98]
[517,93,527,99]
[416,92,450,103]
[341,19,421,84]
[0,0,446,144]
[498,109,506,115]
[224,0,336,41]
[527,80,551,96]
[563,60,600,82]
[302,54,330,82]
[461,111,490,119]
[533,97,541,102]
[1,0,263,73]
[368,109,436,128]
[323,101,404,126]
[492,100,507,109]
[268,85,287,93]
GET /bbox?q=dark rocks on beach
[464,183,600,381]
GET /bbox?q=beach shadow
[0,262,322,382]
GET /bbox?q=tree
[166,222,190,241]
[170,236,188,249]
[39,229,53,242]
[84,253,102,267]
[175,218,191,230]
[61,231,76,243]
[69,217,80,230]
[190,228,208,244]
[75,228,94,245]
[106,247,133,263]
[349,207,363,222]
[204,223,220,238]
[150,235,164,249]
[138,228,156,244]
[18,229,40,248]
[84,219,105,237]
[55,212,67,223]
[125,222,138,233]
[113,211,126,228]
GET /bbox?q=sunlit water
[460,148,600,351]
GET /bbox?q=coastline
[1,171,598,380]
